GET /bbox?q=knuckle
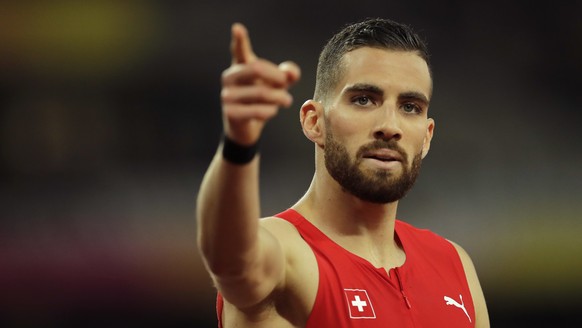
[223,105,241,119]
[248,61,262,76]
[220,88,228,99]
[221,88,234,102]
[255,86,268,100]
[221,69,234,85]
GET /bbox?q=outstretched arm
[196,23,300,309]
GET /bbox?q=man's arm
[196,23,300,309]
[451,242,491,328]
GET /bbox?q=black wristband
[221,135,259,165]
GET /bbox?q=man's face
[325,129,423,203]
[322,47,434,204]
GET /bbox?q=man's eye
[354,96,372,106]
[402,103,421,113]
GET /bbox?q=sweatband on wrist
[222,135,259,165]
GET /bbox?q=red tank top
[216,209,475,327]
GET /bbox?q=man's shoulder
[259,216,314,263]
[396,219,439,237]
[260,216,300,237]
[259,208,307,240]
[259,215,319,322]
[396,219,455,250]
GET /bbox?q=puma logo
[444,294,471,323]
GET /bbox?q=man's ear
[300,100,324,146]
[421,118,435,158]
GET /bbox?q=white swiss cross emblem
[344,289,376,319]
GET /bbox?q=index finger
[230,23,257,64]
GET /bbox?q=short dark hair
[314,18,431,102]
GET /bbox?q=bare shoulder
[259,216,308,244]
[448,240,491,328]
[260,216,301,236]
[259,216,309,268]
[260,216,318,283]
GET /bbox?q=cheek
[328,111,370,142]
[404,125,430,153]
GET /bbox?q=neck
[293,173,404,269]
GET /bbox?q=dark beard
[324,131,423,204]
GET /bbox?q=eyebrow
[343,83,384,97]
[344,83,430,105]
[399,91,430,106]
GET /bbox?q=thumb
[230,23,257,64]
[279,61,301,85]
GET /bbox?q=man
[197,18,489,327]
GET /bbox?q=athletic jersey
[216,209,475,327]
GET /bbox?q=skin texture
[196,23,490,327]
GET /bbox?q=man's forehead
[337,48,432,98]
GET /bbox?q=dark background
[1,1,581,327]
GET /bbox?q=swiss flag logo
[344,289,376,319]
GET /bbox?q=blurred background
[1,0,581,327]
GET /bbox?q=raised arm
[196,23,300,309]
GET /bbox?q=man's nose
[373,106,403,141]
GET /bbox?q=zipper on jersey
[394,268,411,309]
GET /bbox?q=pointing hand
[221,23,301,145]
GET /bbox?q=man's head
[314,18,431,103]
[300,18,434,204]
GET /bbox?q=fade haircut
[313,17,431,102]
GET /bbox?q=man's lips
[362,149,404,162]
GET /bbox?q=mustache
[356,139,408,163]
